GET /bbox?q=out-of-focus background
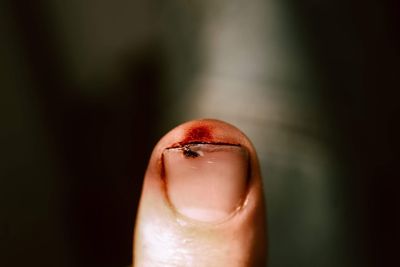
[1,0,398,266]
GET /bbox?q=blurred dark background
[1,0,398,266]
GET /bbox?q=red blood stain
[180,125,213,145]
[167,123,240,149]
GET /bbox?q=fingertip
[134,119,267,266]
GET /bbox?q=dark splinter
[183,145,200,158]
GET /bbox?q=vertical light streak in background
[163,1,347,266]
[1,0,357,266]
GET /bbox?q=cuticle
[173,193,250,226]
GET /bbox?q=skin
[133,119,267,267]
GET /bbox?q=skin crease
[133,119,267,267]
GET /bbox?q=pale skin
[133,119,267,267]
